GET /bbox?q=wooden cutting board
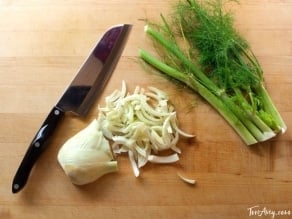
[0,0,291,218]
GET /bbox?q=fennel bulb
[57,119,118,185]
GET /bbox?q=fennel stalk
[139,0,286,145]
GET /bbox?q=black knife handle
[12,106,65,193]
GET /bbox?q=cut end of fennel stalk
[98,81,194,177]
[261,131,277,142]
[281,126,287,134]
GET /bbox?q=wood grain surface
[0,0,291,218]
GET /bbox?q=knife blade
[12,24,132,193]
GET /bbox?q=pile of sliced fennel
[97,81,194,177]
[57,81,194,185]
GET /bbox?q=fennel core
[139,0,286,145]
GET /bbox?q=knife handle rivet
[13,183,20,190]
[34,142,40,148]
[54,109,60,116]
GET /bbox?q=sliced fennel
[57,81,194,185]
[177,172,196,185]
[98,81,194,177]
[148,154,179,163]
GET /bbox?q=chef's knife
[12,24,132,193]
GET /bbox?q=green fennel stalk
[139,0,286,145]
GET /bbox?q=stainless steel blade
[57,24,132,116]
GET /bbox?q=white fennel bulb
[57,119,118,185]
